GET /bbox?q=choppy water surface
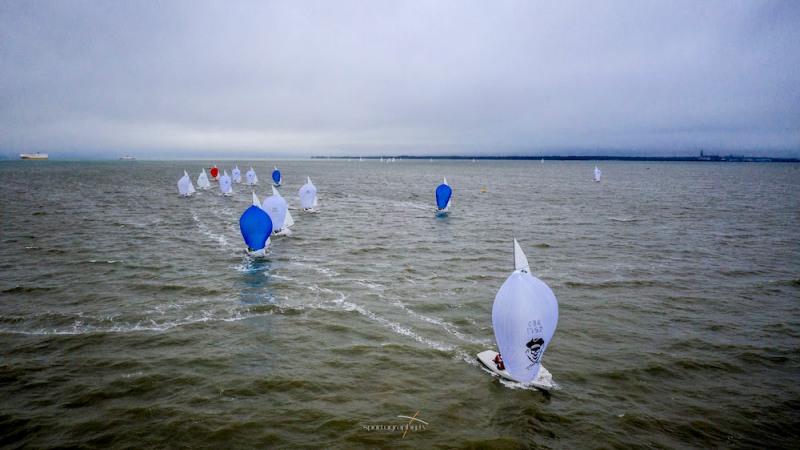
[1,160,798,448]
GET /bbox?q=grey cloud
[1,0,798,157]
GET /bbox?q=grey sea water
[1,160,798,448]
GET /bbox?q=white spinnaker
[219,171,233,194]
[492,242,558,383]
[197,169,211,189]
[232,166,242,183]
[298,177,317,209]
[246,167,258,185]
[262,189,288,230]
[177,173,192,196]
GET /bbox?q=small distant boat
[177,170,195,197]
[476,239,558,390]
[435,177,452,215]
[262,186,294,236]
[541,158,544,164]
[240,193,272,258]
[298,176,318,212]
[197,169,211,190]
[119,155,136,161]
[272,166,281,187]
[232,166,242,183]
[219,170,233,196]
[209,166,220,181]
[246,167,258,186]
[594,166,602,182]
[20,152,48,160]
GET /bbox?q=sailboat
[197,169,211,190]
[219,170,233,196]
[298,176,318,212]
[477,239,558,390]
[541,158,544,164]
[232,166,242,184]
[246,167,258,186]
[240,192,272,257]
[177,171,195,197]
[262,186,294,236]
[435,177,452,215]
[209,165,220,181]
[271,166,281,187]
[594,166,602,182]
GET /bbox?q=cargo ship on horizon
[20,152,48,160]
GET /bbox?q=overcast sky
[1,0,798,158]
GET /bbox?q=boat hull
[476,350,554,391]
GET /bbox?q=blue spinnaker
[435,183,452,210]
[239,205,273,251]
[272,168,281,185]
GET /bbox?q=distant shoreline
[314,155,800,163]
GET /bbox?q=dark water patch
[1,285,59,294]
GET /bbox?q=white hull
[476,350,554,391]
[246,248,267,258]
[303,208,319,213]
[272,228,292,237]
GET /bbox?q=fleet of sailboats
[177,162,564,389]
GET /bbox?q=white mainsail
[185,170,196,195]
[219,170,233,195]
[197,169,211,189]
[177,172,193,196]
[298,176,318,210]
[594,166,602,182]
[232,166,242,183]
[491,239,558,384]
